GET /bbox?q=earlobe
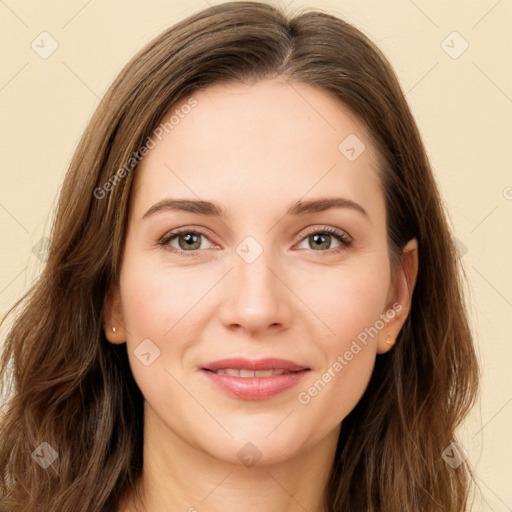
[385,332,395,346]
[377,238,419,354]
[103,283,127,344]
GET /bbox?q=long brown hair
[0,2,479,510]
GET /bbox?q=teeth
[212,368,290,377]
[255,370,278,377]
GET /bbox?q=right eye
[159,228,216,255]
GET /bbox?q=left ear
[377,238,419,354]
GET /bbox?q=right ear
[103,283,127,344]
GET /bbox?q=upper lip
[201,357,310,372]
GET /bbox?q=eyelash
[158,226,352,257]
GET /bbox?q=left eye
[296,228,351,252]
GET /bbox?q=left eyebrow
[141,196,369,221]
[286,197,369,219]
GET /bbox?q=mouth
[201,357,309,373]
[199,357,310,400]
[204,368,295,377]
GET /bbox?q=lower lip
[200,369,309,400]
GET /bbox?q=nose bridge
[221,238,291,332]
[235,251,276,299]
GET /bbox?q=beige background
[1,0,511,509]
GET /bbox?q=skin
[104,78,418,512]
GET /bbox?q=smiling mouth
[200,367,310,400]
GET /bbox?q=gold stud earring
[385,333,394,345]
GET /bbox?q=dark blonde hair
[0,2,479,511]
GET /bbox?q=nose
[217,247,294,337]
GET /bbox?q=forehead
[130,78,384,223]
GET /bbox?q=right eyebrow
[142,199,225,220]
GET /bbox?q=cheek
[301,261,390,343]
[118,252,217,393]
[119,254,198,339]
[296,341,375,433]
[293,262,388,421]
[118,257,196,406]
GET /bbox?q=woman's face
[106,78,416,466]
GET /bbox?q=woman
[0,2,479,511]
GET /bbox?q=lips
[199,357,310,400]
[201,357,309,373]
[210,368,290,377]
